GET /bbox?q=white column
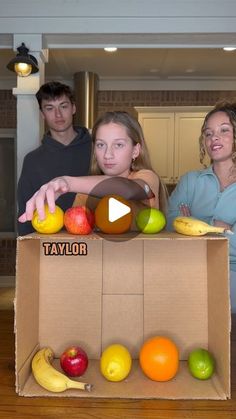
[12,34,48,180]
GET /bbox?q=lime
[32,204,64,234]
[188,348,215,380]
[136,208,166,234]
[100,344,132,382]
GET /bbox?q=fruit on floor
[188,348,215,380]
[139,336,179,381]
[32,204,64,234]
[95,195,132,234]
[31,347,92,392]
[173,216,226,236]
[100,343,132,381]
[136,208,166,233]
[64,206,95,234]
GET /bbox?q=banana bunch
[31,347,92,393]
[173,216,227,236]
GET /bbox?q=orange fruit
[95,194,132,234]
[139,336,179,381]
[32,204,64,234]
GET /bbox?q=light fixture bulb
[104,47,117,52]
[14,62,32,77]
[223,47,236,51]
[6,42,39,76]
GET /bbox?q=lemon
[136,208,166,234]
[32,204,64,234]
[100,344,132,382]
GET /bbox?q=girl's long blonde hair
[90,111,168,214]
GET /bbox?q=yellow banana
[173,216,226,236]
[31,347,92,393]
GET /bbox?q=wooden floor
[0,304,236,418]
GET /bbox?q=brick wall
[0,90,16,127]
[97,90,236,117]
[0,91,17,277]
[2,88,236,277]
[3,88,236,129]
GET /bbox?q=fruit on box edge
[173,216,226,236]
[64,205,95,234]
[60,345,89,377]
[95,194,132,234]
[136,208,166,234]
[32,204,64,234]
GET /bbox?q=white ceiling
[47,48,236,79]
[2,46,236,88]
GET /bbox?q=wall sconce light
[6,43,39,77]
[104,47,118,52]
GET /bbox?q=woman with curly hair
[167,101,236,311]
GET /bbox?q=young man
[17,81,92,235]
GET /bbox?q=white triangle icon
[108,197,131,223]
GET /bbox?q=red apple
[64,206,95,234]
[60,346,89,377]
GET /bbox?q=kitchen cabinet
[135,106,212,184]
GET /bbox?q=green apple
[135,208,166,234]
[188,348,215,380]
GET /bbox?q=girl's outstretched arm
[18,174,154,222]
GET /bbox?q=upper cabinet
[136,106,212,184]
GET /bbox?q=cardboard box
[15,231,231,399]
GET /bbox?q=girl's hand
[18,177,70,222]
[179,203,191,217]
[213,219,232,231]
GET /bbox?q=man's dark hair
[36,81,75,110]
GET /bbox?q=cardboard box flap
[16,344,40,395]
[207,240,231,398]
[38,238,103,358]
[15,238,40,389]
[143,240,208,358]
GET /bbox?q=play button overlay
[95,193,132,235]
[108,197,131,222]
[86,177,152,242]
